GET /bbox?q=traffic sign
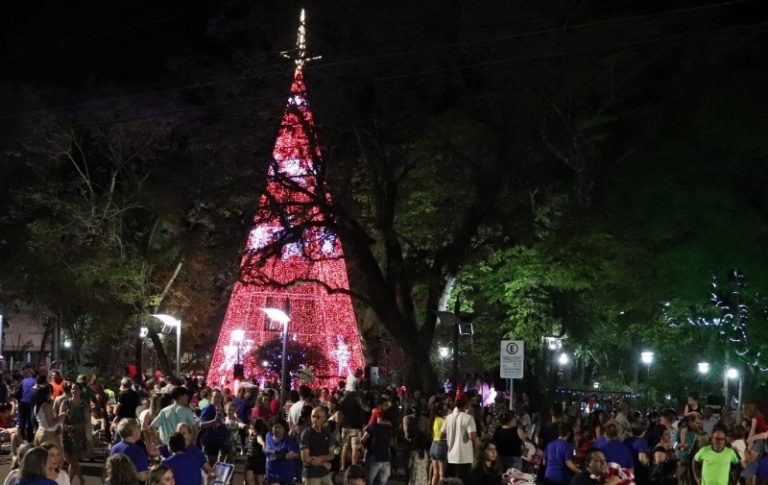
[500,340,524,379]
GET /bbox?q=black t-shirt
[366,422,393,463]
[570,472,600,485]
[471,464,502,485]
[494,426,523,457]
[541,421,560,450]
[339,392,364,429]
[117,389,140,420]
[300,427,332,478]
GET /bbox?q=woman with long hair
[102,453,140,485]
[471,438,503,485]
[148,464,175,485]
[245,419,268,485]
[34,386,65,447]
[139,392,163,457]
[16,447,57,485]
[60,383,87,485]
[428,402,448,485]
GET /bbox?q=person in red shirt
[49,371,66,398]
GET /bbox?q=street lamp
[593,382,600,390]
[641,351,654,366]
[151,314,182,378]
[698,362,710,374]
[558,352,569,366]
[263,307,291,403]
[726,367,743,421]
[439,347,450,359]
[641,351,654,411]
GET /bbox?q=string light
[207,33,364,389]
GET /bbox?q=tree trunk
[147,328,173,377]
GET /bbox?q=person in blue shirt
[110,418,149,482]
[15,365,38,443]
[164,432,209,485]
[544,422,581,485]
[264,418,300,484]
[15,447,57,485]
[598,421,634,472]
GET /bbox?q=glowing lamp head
[439,347,450,358]
[558,352,569,366]
[231,329,245,344]
[726,367,739,380]
[139,326,149,338]
[593,382,599,389]
[262,308,290,325]
[262,360,270,367]
[151,314,181,334]
[63,339,73,349]
[641,351,654,365]
[698,362,710,374]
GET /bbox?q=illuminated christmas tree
[207,10,365,390]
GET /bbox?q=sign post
[500,340,524,411]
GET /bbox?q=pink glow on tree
[206,62,365,390]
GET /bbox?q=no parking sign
[500,340,524,379]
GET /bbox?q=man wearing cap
[151,386,198,444]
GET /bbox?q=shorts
[342,428,362,449]
[429,440,447,461]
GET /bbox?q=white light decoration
[63,339,72,349]
[262,360,270,367]
[439,347,450,358]
[139,326,149,338]
[330,336,351,377]
[558,352,569,366]
[248,226,280,251]
[641,351,654,365]
[665,393,672,401]
[593,382,600,389]
[698,362,710,374]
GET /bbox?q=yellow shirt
[432,416,445,441]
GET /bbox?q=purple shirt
[110,440,149,473]
[164,450,207,485]
[544,438,575,484]
[599,439,635,469]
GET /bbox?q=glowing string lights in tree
[207,10,364,390]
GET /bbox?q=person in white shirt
[288,385,312,433]
[440,396,479,484]
[701,407,719,436]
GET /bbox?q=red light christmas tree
[206,11,364,390]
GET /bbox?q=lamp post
[263,308,291,403]
[151,314,182,378]
[232,329,245,381]
[641,351,654,411]
[726,367,743,421]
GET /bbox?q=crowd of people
[0,364,764,485]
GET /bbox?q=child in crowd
[409,433,430,485]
